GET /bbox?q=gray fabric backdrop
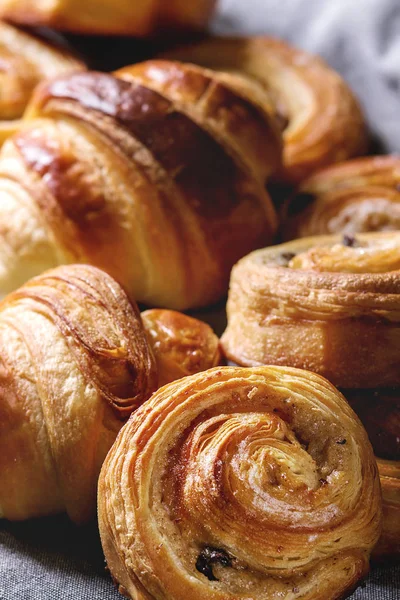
[1,1,400,598]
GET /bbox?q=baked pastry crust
[221,232,400,388]
[284,156,400,239]
[0,0,217,35]
[344,388,399,557]
[0,60,280,308]
[98,365,381,600]
[0,264,157,523]
[376,459,400,558]
[0,265,220,522]
[163,37,367,183]
[141,309,221,387]
[0,21,84,144]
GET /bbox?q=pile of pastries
[0,2,398,599]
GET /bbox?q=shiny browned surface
[98,366,381,600]
[141,309,221,386]
[0,264,157,523]
[221,232,400,388]
[0,61,280,309]
[0,0,217,35]
[284,156,400,239]
[0,21,84,144]
[163,37,367,183]
[0,265,222,523]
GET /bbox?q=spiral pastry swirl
[0,21,84,144]
[284,156,400,240]
[0,265,220,523]
[0,59,280,308]
[99,365,381,600]
[221,232,400,388]
[163,37,367,183]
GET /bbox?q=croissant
[0,0,217,35]
[0,21,84,144]
[284,156,400,240]
[221,232,400,389]
[0,59,280,308]
[0,264,220,523]
[163,37,367,183]
[98,365,381,600]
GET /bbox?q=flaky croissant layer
[98,366,381,600]
[0,21,84,144]
[0,60,280,309]
[0,264,220,523]
[163,36,367,183]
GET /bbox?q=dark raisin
[336,439,347,445]
[278,251,296,267]
[319,478,327,485]
[195,546,233,581]
[342,235,358,248]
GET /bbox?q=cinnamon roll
[163,37,367,183]
[221,232,400,388]
[0,60,280,308]
[0,21,84,144]
[284,156,400,239]
[98,365,382,600]
[0,265,220,522]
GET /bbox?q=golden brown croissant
[0,21,84,144]
[0,59,281,308]
[0,0,217,35]
[0,264,220,523]
[98,365,382,600]
[221,232,400,389]
[163,37,367,183]
[284,156,400,239]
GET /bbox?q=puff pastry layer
[0,0,217,35]
[284,156,400,239]
[0,60,280,308]
[0,21,84,144]
[0,265,220,522]
[221,232,400,388]
[98,365,381,600]
[163,37,367,183]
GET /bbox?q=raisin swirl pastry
[221,232,400,389]
[0,0,217,35]
[163,37,367,183]
[0,264,220,523]
[98,365,381,600]
[0,21,84,144]
[0,59,281,308]
[284,156,400,240]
